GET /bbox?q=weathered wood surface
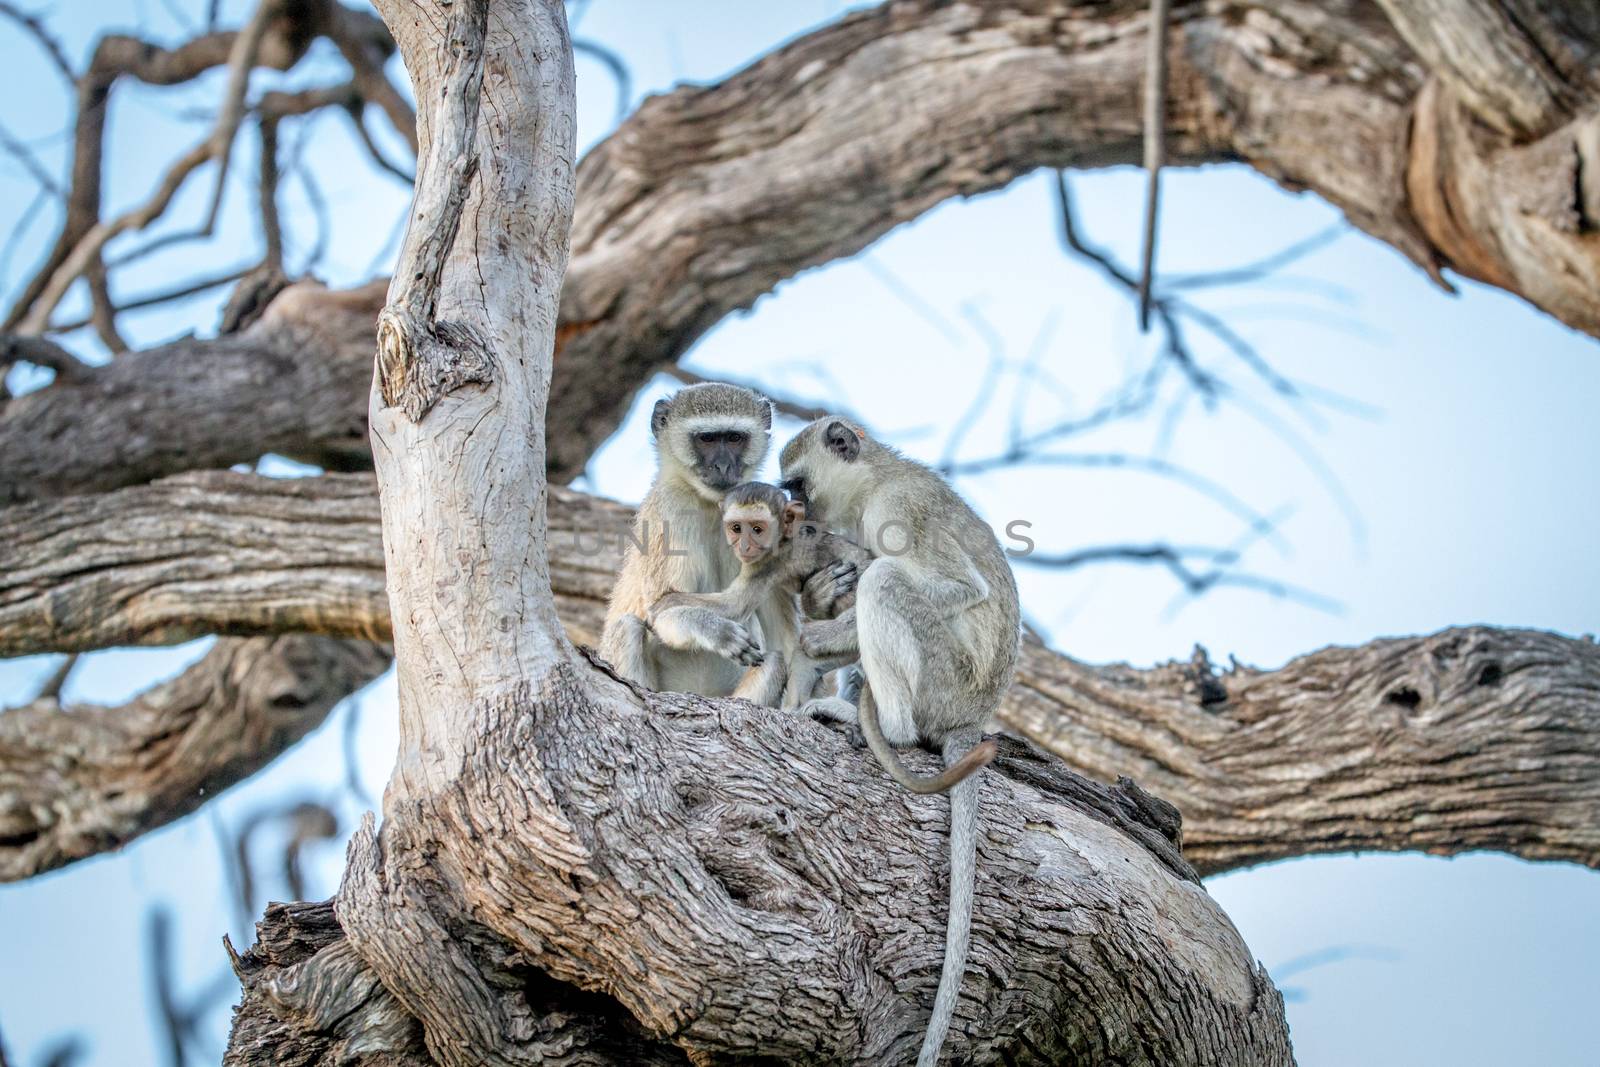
[0,636,387,881]
[4,0,1598,505]
[4,472,1596,881]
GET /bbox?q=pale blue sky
[2,3,1597,1066]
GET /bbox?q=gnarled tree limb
[270,1,1294,1063]
[6,0,1599,501]
[0,635,388,881]
[2,472,1595,880]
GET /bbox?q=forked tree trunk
[220,2,1294,1064]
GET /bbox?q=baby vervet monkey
[649,482,869,708]
[780,416,1021,1067]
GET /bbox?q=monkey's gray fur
[650,481,870,707]
[599,383,783,699]
[780,416,1021,1067]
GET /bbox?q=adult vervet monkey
[600,383,781,697]
[780,416,1021,1067]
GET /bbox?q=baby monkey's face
[723,502,780,564]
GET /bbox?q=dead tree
[211,2,1302,1062]
[1,1,1598,1062]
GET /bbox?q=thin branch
[322,5,416,153]
[859,254,965,346]
[85,260,128,353]
[342,101,415,184]
[573,37,632,125]
[662,364,853,424]
[33,653,79,701]
[47,265,254,332]
[938,302,1009,468]
[258,110,284,269]
[0,333,91,382]
[0,2,74,84]
[1054,170,1217,397]
[949,449,1288,546]
[201,0,279,234]
[289,126,333,272]
[0,115,65,199]
[1164,225,1344,290]
[1137,0,1170,331]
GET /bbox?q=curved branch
[0,635,388,882]
[0,280,385,505]
[3,473,1593,877]
[9,0,1598,499]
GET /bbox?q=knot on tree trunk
[374,306,495,421]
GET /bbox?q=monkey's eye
[697,432,717,444]
[727,432,747,445]
[750,524,764,536]
[730,523,742,534]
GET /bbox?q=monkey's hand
[701,616,765,667]
[800,612,857,661]
[801,561,858,619]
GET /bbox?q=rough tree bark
[0,635,387,880]
[4,0,1598,502]
[3,472,1595,884]
[211,2,1296,1064]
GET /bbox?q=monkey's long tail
[917,727,984,1067]
[856,683,995,795]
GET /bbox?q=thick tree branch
[0,280,384,505]
[0,472,617,653]
[7,0,1599,500]
[0,635,388,882]
[4,473,1592,880]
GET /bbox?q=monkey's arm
[647,601,764,667]
[799,608,858,661]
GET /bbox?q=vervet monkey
[649,482,869,708]
[599,383,778,697]
[780,417,1021,1067]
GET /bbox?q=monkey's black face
[780,475,808,513]
[692,430,751,491]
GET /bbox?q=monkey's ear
[823,420,861,462]
[759,397,774,429]
[650,398,672,438]
[782,499,806,535]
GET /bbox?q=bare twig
[48,265,254,332]
[34,653,80,701]
[322,5,416,153]
[662,364,847,424]
[1164,225,1343,290]
[0,2,74,84]
[950,449,1287,542]
[202,0,281,234]
[0,116,64,199]
[0,333,90,382]
[258,111,284,269]
[1054,171,1217,397]
[85,261,128,353]
[341,102,415,184]
[1138,0,1170,331]
[574,37,632,125]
